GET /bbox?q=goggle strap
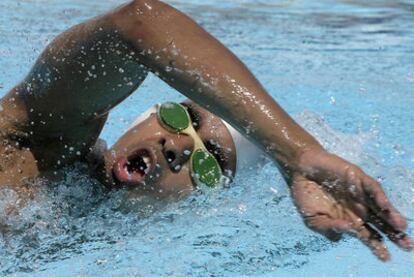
[181,125,207,152]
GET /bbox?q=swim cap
[127,105,158,131]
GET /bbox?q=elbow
[111,0,175,39]
[110,0,182,55]
[117,0,172,18]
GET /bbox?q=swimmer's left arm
[111,0,321,171]
[110,0,412,261]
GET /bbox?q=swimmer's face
[96,102,236,199]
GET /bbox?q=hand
[289,148,413,261]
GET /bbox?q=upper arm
[19,8,149,141]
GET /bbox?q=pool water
[0,0,413,276]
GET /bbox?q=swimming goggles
[157,102,223,187]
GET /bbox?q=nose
[162,134,194,172]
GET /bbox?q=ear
[86,138,108,171]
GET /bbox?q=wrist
[274,143,326,179]
[299,144,330,169]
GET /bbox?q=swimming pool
[0,0,413,275]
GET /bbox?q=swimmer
[0,0,411,261]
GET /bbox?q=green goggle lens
[191,149,222,187]
[158,102,190,131]
[158,102,223,187]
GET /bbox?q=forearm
[113,0,323,170]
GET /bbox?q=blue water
[0,0,413,276]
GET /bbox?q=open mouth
[113,149,154,184]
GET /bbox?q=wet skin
[0,0,411,260]
[90,102,236,199]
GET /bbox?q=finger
[362,176,407,231]
[312,208,392,261]
[351,223,390,262]
[342,209,390,261]
[369,214,413,251]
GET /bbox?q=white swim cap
[221,120,263,171]
[127,105,158,131]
